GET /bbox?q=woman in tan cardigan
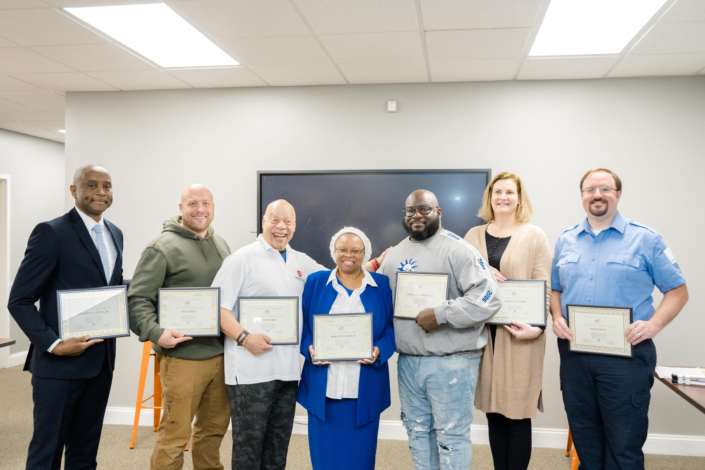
[464,172,552,470]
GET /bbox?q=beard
[403,217,441,241]
[588,198,609,217]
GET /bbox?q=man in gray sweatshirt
[378,189,501,470]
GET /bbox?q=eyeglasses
[581,186,617,195]
[403,204,437,216]
[335,248,365,256]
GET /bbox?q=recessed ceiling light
[65,3,238,68]
[530,0,667,56]
[58,129,66,134]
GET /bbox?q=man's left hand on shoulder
[625,320,662,345]
[416,308,439,333]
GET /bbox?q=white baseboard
[9,350,27,368]
[105,407,705,457]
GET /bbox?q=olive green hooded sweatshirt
[128,216,231,360]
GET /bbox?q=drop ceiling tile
[87,70,190,90]
[0,92,65,113]
[172,0,310,39]
[295,0,418,35]
[168,67,266,87]
[0,0,48,8]
[43,0,158,6]
[609,53,705,77]
[320,32,424,63]
[425,29,531,61]
[430,59,519,82]
[25,120,65,131]
[0,74,49,92]
[660,0,705,22]
[0,48,73,74]
[339,61,427,84]
[420,0,543,30]
[0,98,62,120]
[220,36,330,66]
[30,44,155,72]
[247,64,345,86]
[0,36,17,48]
[631,22,705,54]
[518,56,620,80]
[0,8,108,46]
[9,72,118,92]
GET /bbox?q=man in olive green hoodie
[128,184,231,470]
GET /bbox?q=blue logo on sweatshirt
[481,290,493,303]
[398,259,418,272]
[446,232,461,241]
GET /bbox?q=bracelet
[371,258,379,271]
[241,334,252,347]
[236,330,249,346]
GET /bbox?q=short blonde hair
[478,172,533,224]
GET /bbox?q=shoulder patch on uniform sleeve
[663,247,677,264]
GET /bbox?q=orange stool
[130,342,189,451]
[566,429,579,470]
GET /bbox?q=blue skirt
[308,398,380,470]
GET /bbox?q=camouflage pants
[228,380,298,470]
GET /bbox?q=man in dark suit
[8,164,123,470]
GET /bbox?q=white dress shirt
[325,268,378,399]
[212,235,327,385]
[48,207,118,353]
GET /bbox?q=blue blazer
[297,270,395,426]
[8,208,123,379]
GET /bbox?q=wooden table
[655,369,705,414]
[0,338,15,349]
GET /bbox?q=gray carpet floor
[1,365,703,469]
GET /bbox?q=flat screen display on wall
[258,170,491,267]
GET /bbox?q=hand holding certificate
[238,297,299,345]
[312,313,373,362]
[158,288,220,336]
[57,286,130,340]
[488,280,546,327]
[567,304,633,357]
[394,272,449,319]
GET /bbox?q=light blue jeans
[398,354,480,470]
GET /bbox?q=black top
[485,231,510,351]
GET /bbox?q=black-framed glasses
[403,204,437,216]
[581,186,617,195]
[335,248,365,256]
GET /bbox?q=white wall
[65,77,705,438]
[0,129,65,355]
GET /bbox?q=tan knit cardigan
[465,223,552,420]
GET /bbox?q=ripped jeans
[398,354,480,470]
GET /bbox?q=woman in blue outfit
[298,226,395,470]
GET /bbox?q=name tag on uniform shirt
[664,247,677,264]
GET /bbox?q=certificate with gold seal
[237,297,299,345]
[57,286,130,340]
[567,304,633,357]
[488,280,546,327]
[394,272,450,319]
[313,313,373,362]
[158,287,220,337]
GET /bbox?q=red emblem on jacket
[297,270,302,277]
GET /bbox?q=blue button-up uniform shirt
[551,212,686,322]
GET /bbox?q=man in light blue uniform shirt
[550,168,688,470]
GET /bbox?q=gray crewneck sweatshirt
[379,229,501,358]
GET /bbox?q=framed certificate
[57,286,130,340]
[237,297,299,345]
[158,287,220,336]
[394,272,450,319]
[567,304,633,357]
[313,313,373,362]
[488,280,546,327]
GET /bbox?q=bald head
[73,164,109,186]
[262,199,296,251]
[403,189,441,241]
[179,184,214,238]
